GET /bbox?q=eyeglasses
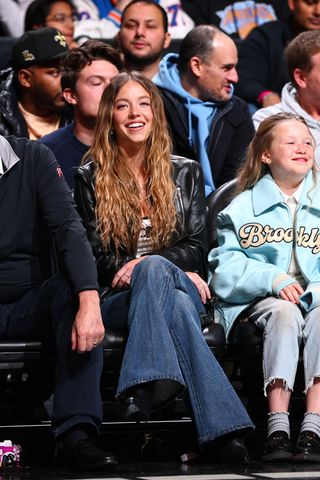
[46,13,78,24]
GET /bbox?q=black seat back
[205,179,263,352]
[206,179,237,251]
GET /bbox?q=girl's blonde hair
[236,112,316,194]
[84,71,176,255]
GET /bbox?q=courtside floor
[2,421,320,480]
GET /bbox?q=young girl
[209,113,320,463]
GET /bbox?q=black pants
[0,275,103,437]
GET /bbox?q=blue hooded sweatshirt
[154,53,233,196]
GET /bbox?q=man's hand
[185,271,211,304]
[279,282,304,304]
[71,290,105,353]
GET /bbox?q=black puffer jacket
[0,68,72,138]
[74,156,208,289]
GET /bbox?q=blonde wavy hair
[84,71,176,255]
[236,112,316,195]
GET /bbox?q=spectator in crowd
[74,0,194,43]
[0,28,73,139]
[0,0,31,37]
[0,133,118,470]
[117,0,171,79]
[236,0,320,111]
[153,24,255,197]
[209,112,320,462]
[180,0,290,41]
[25,0,79,48]
[252,31,320,167]
[40,39,123,188]
[74,71,254,462]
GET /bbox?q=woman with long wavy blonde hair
[74,71,253,459]
[87,71,176,255]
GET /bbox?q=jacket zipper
[176,187,185,227]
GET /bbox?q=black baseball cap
[12,27,69,71]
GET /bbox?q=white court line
[254,472,320,478]
[140,475,253,480]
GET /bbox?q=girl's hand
[279,282,304,304]
[112,257,148,289]
[185,271,211,304]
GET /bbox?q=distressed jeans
[102,255,253,445]
[247,296,320,394]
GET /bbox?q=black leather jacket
[74,155,208,290]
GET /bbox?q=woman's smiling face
[112,79,154,149]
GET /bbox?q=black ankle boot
[120,386,153,422]
[202,432,250,464]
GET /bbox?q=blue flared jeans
[102,256,253,445]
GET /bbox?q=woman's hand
[185,272,211,304]
[279,282,304,304]
[112,257,148,289]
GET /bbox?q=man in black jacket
[153,24,254,197]
[0,134,117,471]
[236,0,320,110]
[0,27,73,139]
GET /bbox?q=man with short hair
[40,39,123,188]
[0,134,117,470]
[0,27,73,139]
[253,30,320,167]
[74,0,194,42]
[236,0,320,111]
[154,24,254,196]
[117,0,171,79]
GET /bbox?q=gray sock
[301,412,320,438]
[267,412,290,439]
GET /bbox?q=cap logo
[22,49,35,63]
[54,31,67,47]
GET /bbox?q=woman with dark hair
[25,0,78,48]
[74,71,253,460]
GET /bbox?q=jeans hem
[53,415,100,439]
[304,373,320,394]
[198,422,254,445]
[116,375,185,398]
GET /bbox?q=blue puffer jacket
[209,171,320,337]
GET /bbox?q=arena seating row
[0,180,266,427]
